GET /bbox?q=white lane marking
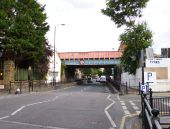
[124,110,130,115]
[121,103,125,106]
[119,113,138,129]
[129,101,140,110]
[105,94,116,128]
[0,119,68,129]
[11,106,25,116]
[119,96,131,115]
[122,106,127,110]
[130,102,135,106]
[10,96,58,116]
[133,106,139,110]
[0,116,9,120]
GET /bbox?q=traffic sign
[144,72,157,85]
[140,84,149,93]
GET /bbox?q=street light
[141,49,145,85]
[53,24,65,86]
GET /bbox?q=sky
[38,0,170,54]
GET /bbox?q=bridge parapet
[58,51,121,66]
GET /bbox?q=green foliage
[0,0,51,76]
[0,0,49,63]
[80,68,101,76]
[120,23,152,74]
[61,62,66,76]
[103,68,112,76]
[101,0,149,27]
[80,68,92,76]
[114,65,121,80]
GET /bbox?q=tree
[0,0,49,87]
[103,68,112,76]
[120,23,152,74]
[80,68,101,77]
[101,0,149,27]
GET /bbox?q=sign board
[146,58,170,67]
[140,84,149,93]
[144,72,157,85]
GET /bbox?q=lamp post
[53,24,65,86]
[141,49,145,85]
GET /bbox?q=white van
[100,76,106,83]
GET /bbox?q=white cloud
[39,0,170,54]
[142,0,170,54]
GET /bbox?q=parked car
[100,76,106,83]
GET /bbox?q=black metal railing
[9,80,48,94]
[141,91,162,129]
[152,97,170,116]
[148,89,170,116]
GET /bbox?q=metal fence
[151,97,170,116]
[141,91,162,129]
[148,90,170,117]
[9,80,48,94]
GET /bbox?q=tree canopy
[120,23,152,74]
[101,0,149,27]
[0,0,50,68]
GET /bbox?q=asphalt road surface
[0,82,141,129]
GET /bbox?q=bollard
[126,82,128,94]
[19,81,22,94]
[139,82,141,95]
[149,88,153,109]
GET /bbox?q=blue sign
[140,84,149,93]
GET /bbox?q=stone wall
[4,60,15,89]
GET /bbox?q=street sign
[144,72,157,85]
[140,84,149,93]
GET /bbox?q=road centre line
[0,116,9,120]
[11,106,25,116]
[0,119,68,129]
[105,94,116,128]
[11,96,59,116]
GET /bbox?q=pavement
[0,81,77,96]
[125,115,143,129]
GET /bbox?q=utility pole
[53,24,65,86]
[53,26,56,86]
[141,49,144,85]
